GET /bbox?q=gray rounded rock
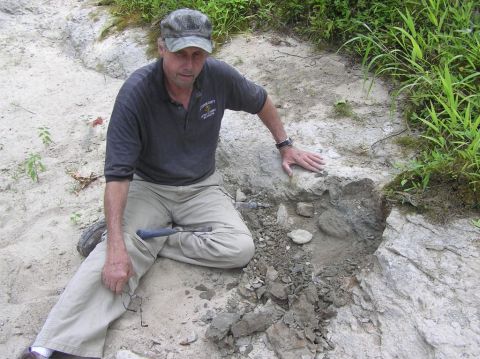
[317,208,352,239]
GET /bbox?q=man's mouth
[178,73,194,79]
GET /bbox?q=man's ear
[157,38,165,57]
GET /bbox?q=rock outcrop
[328,209,480,359]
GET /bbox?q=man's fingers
[303,152,325,165]
[102,263,134,294]
[298,159,321,173]
[104,275,116,292]
[281,149,326,175]
[128,266,135,280]
[282,162,293,176]
[304,155,325,170]
[115,279,126,294]
[116,266,135,294]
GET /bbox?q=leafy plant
[70,212,81,225]
[24,153,46,182]
[38,126,53,146]
[333,100,355,118]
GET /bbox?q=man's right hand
[102,246,134,294]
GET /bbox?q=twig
[370,128,408,149]
[273,50,322,66]
[274,49,321,60]
[11,103,36,114]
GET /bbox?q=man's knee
[227,234,255,268]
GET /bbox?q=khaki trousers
[33,173,254,358]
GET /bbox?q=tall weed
[345,0,480,192]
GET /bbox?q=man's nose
[183,56,193,71]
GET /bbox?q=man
[21,8,325,359]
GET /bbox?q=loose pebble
[236,188,247,202]
[287,229,313,244]
[179,331,198,345]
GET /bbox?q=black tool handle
[136,226,213,240]
[136,228,177,239]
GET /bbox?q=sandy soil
[0,1,406,358]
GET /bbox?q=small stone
[115,350,148,359]
[276,204,289,227]
[288,229,313,244]
[185,290,190,295]
[179,331,198,345]
[226,281,239,290]
[199,289,216,300]
[236,188,247,202]
[252,282,263,289]
[304,327,316,343]
[231,301,284,337]
[205,312,241,342]
[201,309,216,323]
[265,266,279,283]
[195,284,208,291]
[317,208,352,239]
[266,322,313,358]
[296,202,314,217]
[256,286,267,299]
[267,282,289,301]
[239,344,253,355]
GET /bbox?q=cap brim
[165,36,213,53]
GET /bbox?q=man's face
[159,44,208,90]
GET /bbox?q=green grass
[343,0,480,195]
[100,0,480,205]
[333,100,356,119]
[101,0,265,45]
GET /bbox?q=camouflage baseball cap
[160,9,213,53]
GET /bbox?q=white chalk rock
[287,229,313,244]
[276,204,289,227]
[236,188,247,202]
[180,330,198,345]
[116,350,148,359]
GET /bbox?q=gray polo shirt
[104,58,267,185]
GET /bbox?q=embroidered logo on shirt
[200,99,217,120]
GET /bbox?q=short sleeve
[104,99,142,182]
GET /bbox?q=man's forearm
[102,179,134,293]
[257,96,288,143]
[104,180,130,251]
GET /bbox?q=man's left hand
[280,146,325,176]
